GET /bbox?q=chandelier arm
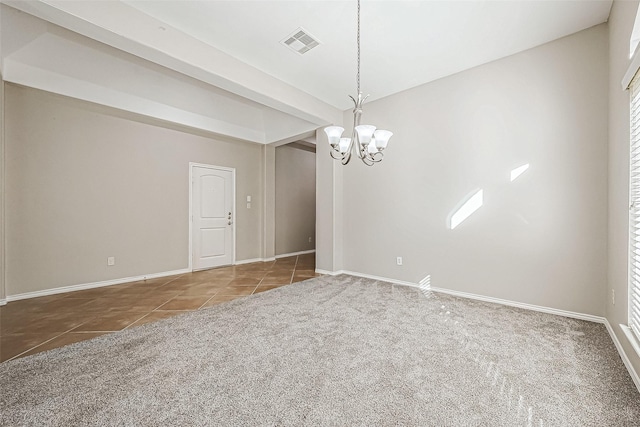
[358,143,368,160]
[342,151,352,165]
[347,129,357,161]
[369,152,384,163]
[352,92,365,159]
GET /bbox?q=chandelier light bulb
[354,125,377,146]
[324,126,345,147]
[367,140,378,154]
[373,130,393,150]
[339,138,351,153]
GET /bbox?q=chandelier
[324,0,393,166]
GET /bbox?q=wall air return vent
[281,28,320,55]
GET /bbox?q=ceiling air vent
[281,28,320,55]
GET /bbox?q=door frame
[188,162,236,271]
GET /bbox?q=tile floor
[0,254,319,363]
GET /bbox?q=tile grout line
[158,274,185,288]
[290,256,299,284]
[121,312,157,331]
[154,294,181,311]
[197,292,221,310]
[117,298,182,329]
[257,270,267,286]
[7,329,73,362]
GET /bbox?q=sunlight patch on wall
[510,164,529,182]
[449,189,483,230]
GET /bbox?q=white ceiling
[1,0,613,143]
[123,0,613,110]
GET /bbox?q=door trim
[188,162,236,271]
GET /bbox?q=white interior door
[192,165,234,270]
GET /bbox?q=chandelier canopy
[324,0,393,166]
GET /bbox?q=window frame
[629,71,640,346]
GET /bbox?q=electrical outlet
[396,257,403,266]
[612,289,615,305]
[107,257,115,266]
[308,237,312,243]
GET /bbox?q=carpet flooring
[1,274,639,426]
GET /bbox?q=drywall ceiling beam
[268,130,317,148]
[3,0,342,127]
[4,59,267,143]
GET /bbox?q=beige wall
[275,144,316,256]
[0,8,4,303]
[316,126,345,273]
[262,145,276,260]
[339,24,609,316]
[5,84,264,296]
[608,0,640,377]
[0,72,4,303]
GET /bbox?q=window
[629,70,640,341]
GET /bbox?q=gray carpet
[1,274,639,426]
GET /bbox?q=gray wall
[608,0,640,378]
[5,84,264,296]
[340,24,609,316]
[275,144,316,255]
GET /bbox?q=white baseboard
[314,269,421,288]
[235,254,317,265]
[314,270,426,290]
[607,322,640,393]
[234,252,314,266]
[342,270,420,288]
[6,268,190,302]
[234,257,270,265]
[315,269,343,276]
[276,250,315,259]
[0,298,6,306]
[316,270,604,324]
[429,286,605,323]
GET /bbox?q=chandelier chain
[356,0,360,95]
